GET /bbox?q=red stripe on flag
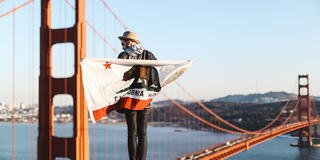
[117,97,152,110]
[92,105,110,122]
[92,97,153,122]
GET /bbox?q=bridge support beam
[245,141,249,150]
[295,74,313,146]
[38,0,89,160]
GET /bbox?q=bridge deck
[177,119,320,160]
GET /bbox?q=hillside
[212,91,320,103]
[149,100,320,131]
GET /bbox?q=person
[117,31,156,160]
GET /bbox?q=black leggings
[125,108,150,160]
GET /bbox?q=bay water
[0,123,319,160]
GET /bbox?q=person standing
[117,31,156,160]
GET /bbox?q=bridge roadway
[177,119,320,160]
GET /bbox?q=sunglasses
[121,40,128,46]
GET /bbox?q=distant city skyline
[1,0,320,105]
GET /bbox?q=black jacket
[118,50,157,60]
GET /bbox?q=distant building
[0,102,5,110]
[19,103,27,109]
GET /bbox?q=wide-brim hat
[118,31,140,44]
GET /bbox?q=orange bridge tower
[38,0,89,160]
[296,74,313,146]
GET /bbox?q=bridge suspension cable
[163,91,303,136]
[100,0,129,31]
[312,98,320,118]
[64,0,75,9]
[86,20,119,53]
[274,96,301,130]
[0,0,34,18]
[12,0,16,159]
[175,81,294,134]
[310,88,320,118]
[162,92,246,134]
[28,2,35,159]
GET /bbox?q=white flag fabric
[80,58,192,123]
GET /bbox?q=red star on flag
[103,62,111,70]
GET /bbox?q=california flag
[80,58,192,123]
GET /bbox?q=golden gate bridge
[1,0,320,160]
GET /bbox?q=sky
[1,0,320,105]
